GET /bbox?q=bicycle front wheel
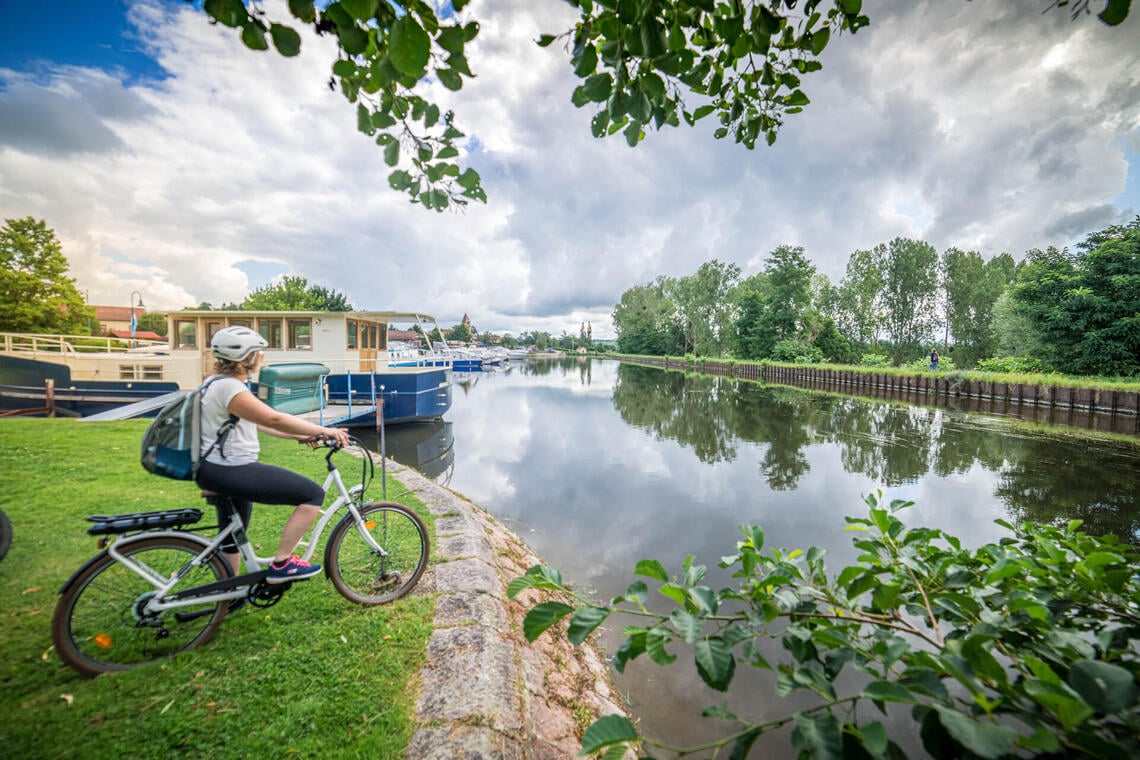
[325,502,429,605]
[52,536,230,675]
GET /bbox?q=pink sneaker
[266,556,322,584]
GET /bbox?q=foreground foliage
[511,494,1140,758]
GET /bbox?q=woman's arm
[227,389,351,447]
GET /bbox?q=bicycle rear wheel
[325,502,429,605]
[52,536,230,675]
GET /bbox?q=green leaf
[457,168,481,191]
[288,0,317,24]
[791,711,843,760]
[424,104,440,127]
[785,89,810,107]
[536,33,557,48]
[521,602,574,642]
[931,706,1016,760]
[269,23,302,56]
[623,120,643,147]
[438,26,466,55]
[357,103,373,134]
[437,68,463,91]
[338,24,369,56]
[792,660,837,700]
[694,638,735,691]
[590,109,610,138]
[1023,679,1095,731]
[861,680,916,703]
[241,23,269,51]
[388,169,412,190]
[582,73,613,103]
[838,0,863,13]
[574,44,598,77]
[580,715,638,755]
[646,628,677,665]
[332,59,356,78]
[390,14,431,78]
[809,27,830,56]
[340,0,376,20]
[635,559,668,582]
[567,607,609,646]
[204,0,246,27]
[506,575,536,598]
[1099,0,1131,25]
[383,139,399,167]
[670,609,703,643]
[1068,660,1138,713]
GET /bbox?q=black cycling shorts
[196,461,326,551]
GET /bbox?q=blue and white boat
[0,310,452,427]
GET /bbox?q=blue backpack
[140,377,237,480]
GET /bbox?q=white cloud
[0,0,1137,338]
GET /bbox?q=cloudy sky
[1,1,1137,338]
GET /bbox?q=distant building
[92,305,147,336]
[388,329,423,347]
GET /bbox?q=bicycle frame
[105,449,389,614]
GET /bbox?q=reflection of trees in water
[992,437,1140,540]
[612,365,739,464]
[609,363,1140,537]
[518,358,592,384]
[819,400,938,486]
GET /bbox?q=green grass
[625,354,1140,392]
[0,419,435,759]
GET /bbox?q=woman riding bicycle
[197,326,350,583]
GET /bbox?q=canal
[373,358,1140,757]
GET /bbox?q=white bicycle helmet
[211,325,268,363]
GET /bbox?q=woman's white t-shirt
[200,376,259,466]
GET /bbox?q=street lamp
[130,290,144,347]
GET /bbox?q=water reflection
[354,420,455,483]
[612,363,1140,540]
[397,359,1140,756]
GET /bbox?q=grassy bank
[0,419,434,759]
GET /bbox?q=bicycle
[51,438,429,676]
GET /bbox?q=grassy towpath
[0,419,435,759]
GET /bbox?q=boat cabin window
[174,320,196,349]
[119,364,164,380]
[346,320,358,350]
[287,319,311,350]
[259,319,283,349]
[205,321,223,343]
[228,318,253,329]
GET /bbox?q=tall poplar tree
[880,237,939,363]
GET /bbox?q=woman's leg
[275,504,322,562]
[197,461,325,565]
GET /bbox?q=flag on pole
[130,308,137,339]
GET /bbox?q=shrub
[904,355,958,373]
[772,339,824,364]
[977,356,1050,374]
[511,496,1140,758]
[859,353,893,368]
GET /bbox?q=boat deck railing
[0,332,168,356]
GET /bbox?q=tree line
[611,217,1140,378]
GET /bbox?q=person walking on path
[930,349,940,371]
[196,326,351,583]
